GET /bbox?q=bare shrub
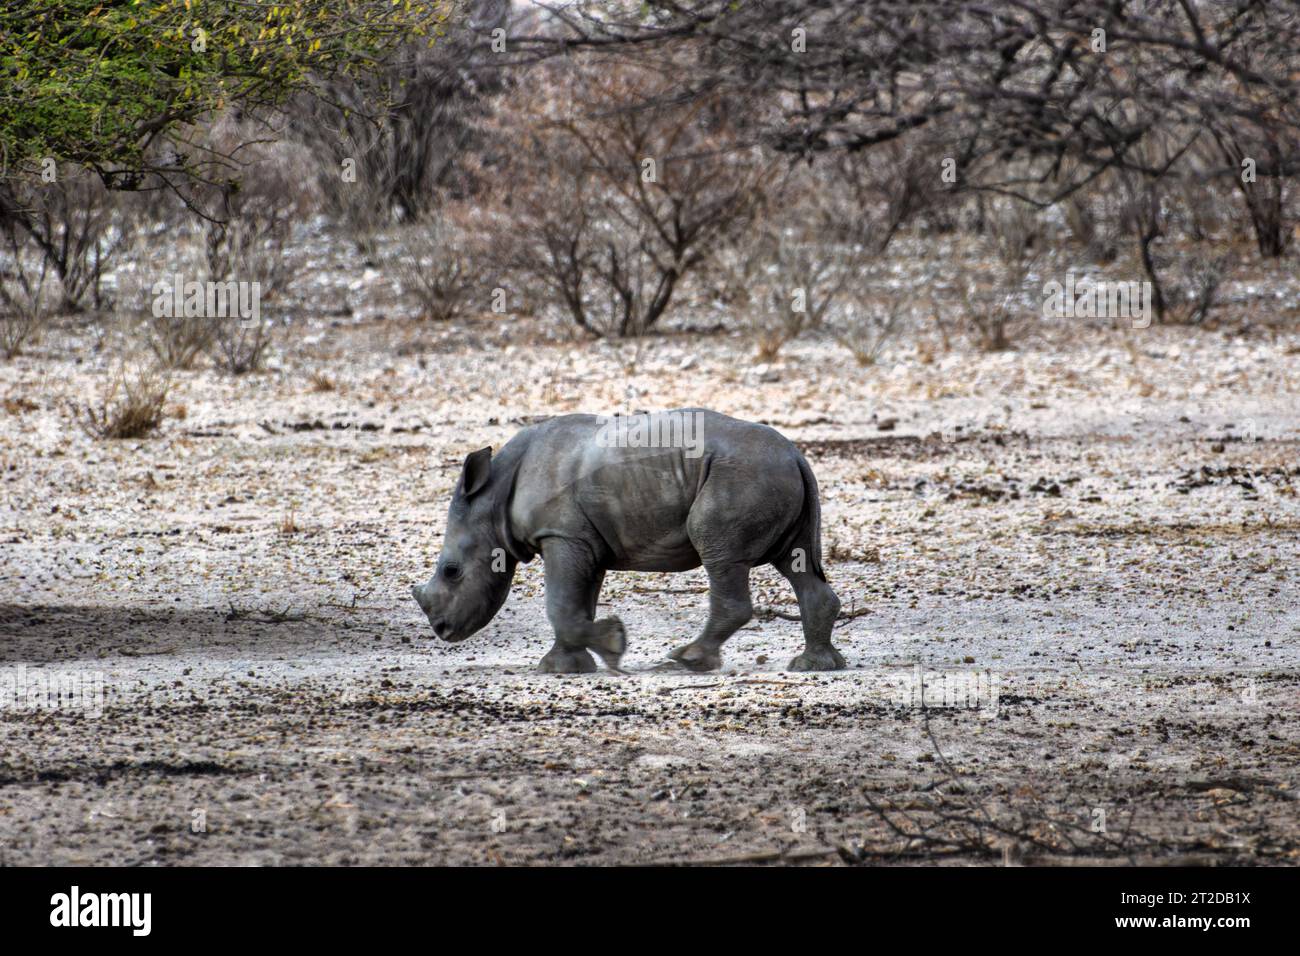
[752,312,795,363]
[286,2,508,254]
[278,509,301,535]
[80,363,171,440]
[1247,176,1293,261]
[1205,62,1298,259]
[714,161,876,359]
[0,303,42,360]
[744,228,865,360]
[959,285,1017,353]
[1122,182,1170,322]
[484,57,766,337]
[118,235,217,370]
[146,313,216,370]
[822,141,934,253]
[1114,143,1192,325]
[203,222,286,374]
[184,118,307,374]
[119,118,304,373]
[203,212,286,375]
[1062,194,1097,252]
[390,207,476,321]
[1117,145,1235,327]
[832,294,905,367]
[198,121,304,299]
[0,167,137,314]
[0,224,55,358]
[212,317,275,375]
[1169,249,1234,326]
[1061,189,1126,265]
[1167,142,1235,246]
[308,371,336,392]
[960,201,1043,351]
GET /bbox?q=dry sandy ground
[1,315,1298,865]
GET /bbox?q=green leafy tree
[0,0,456,189]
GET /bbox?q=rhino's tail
[778,452,826,581]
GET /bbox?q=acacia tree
[489,58,768,336]
[0,0,461,231]
[528,1,1300,203]
[284,0,512,233]
[0,0,464,346]
[514,1,1300,337]
[1210,126,1297,259]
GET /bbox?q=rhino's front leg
[538,643,598,674]
[539,540,625,673]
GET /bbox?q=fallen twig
[753,601,870,626]
[225,601,307,624]
[652,846,841,866]
[116,645,178,657]
[854,709,1163,864]
[654,676,805,692]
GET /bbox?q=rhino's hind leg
[776,558,846,672]
[541,541,625,673]
[669,562,752,672]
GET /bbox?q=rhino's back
[508,410,806,570]
[521,408,800,492]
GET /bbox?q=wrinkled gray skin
[412,409,844,673]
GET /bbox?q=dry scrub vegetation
[4,4,1299,379]
[2,0,1299,867]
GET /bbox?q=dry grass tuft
[277,510,301,535]
[79,364,171,440]
[308,371,336,392]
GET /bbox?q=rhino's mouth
[412,585,464,641]
[429,617,478,643]
[428,617,457,641]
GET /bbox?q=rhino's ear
[460,446,492,498]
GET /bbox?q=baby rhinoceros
[411,408,846,673]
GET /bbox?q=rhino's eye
[442,563,462,581]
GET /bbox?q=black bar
[2,866,1285,942]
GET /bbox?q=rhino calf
[411,409,845,673]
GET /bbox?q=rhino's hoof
[590,617,627,672]
[538,645,598,674]
[668,641,722,673]
[788,646,847,672]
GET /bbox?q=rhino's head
[411,446,518,642]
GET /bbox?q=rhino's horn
[411,584,429,612]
